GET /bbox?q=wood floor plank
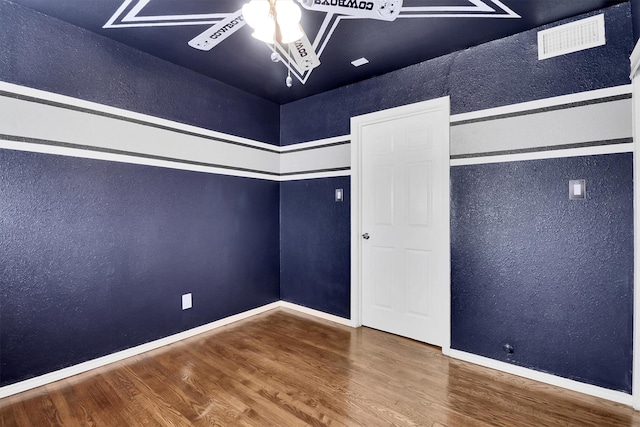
[0,397,20,427]
[98,368,164,427]
[130,352,260,426]
[1,308,640,426]
[187,335,360,426]
[243,315,475,426]
[179,341,314,426]
[232,329,439,426]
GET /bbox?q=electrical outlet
[182,293,192,310]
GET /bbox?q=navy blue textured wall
[0,149,280,386]
[280,178,351,318]
[450,153,634,392]
[631,0,640,43]
[0,0,280,145]
[280,3,632,144]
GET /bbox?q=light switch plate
[569,179,585,200]
[182,293,192,310]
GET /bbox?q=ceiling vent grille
[538,14,605,60]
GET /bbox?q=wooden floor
[1,309,639,426]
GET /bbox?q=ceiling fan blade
[297,0,403,22]
[188,10,245,51]
[283,30,320,74]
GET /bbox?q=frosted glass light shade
[252,24,276,43]
[242,0,303,44]
[278,22,303,44]
[242,1,270,29]
[275,0,301,26]
[276,0,303,43]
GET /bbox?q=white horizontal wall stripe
[450,84,632,124]
[0,94,280,176]
[1,82,630,177]
[450,142,634,166]
[450,98,632,157]
[0,82,355,180]
[279,169,351,181]
[0,139,278,180]
[280,143,350,175]
[0,81,278,152]
[0,135,351,181]
[279,135,350,152]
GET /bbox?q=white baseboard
[0,300,353,400]
[2,302,630,409]
[278,301,354,327]
[0,301,281,399]
[449,349,633,407]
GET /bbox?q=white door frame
[630,43,640,411]
[349,96,451,355]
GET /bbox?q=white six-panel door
[351,97,450,348]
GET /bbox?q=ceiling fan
[188,0,403,87]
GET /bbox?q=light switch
[182,293,192,310]
[569,179,585,200]
[573,183,582,196]
[335,188,343,202]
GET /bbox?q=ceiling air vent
[538,14,605,60]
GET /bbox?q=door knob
[362,233,370,240]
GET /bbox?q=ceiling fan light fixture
[243,0,302,44]
[275,0,302,25]
[279,22,303,44]
[242,1,269,26]
[251,22,276,43]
